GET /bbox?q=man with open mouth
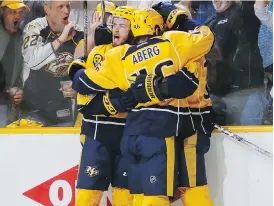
[0,0,29,127]
[21,1,84,127]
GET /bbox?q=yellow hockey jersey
[76,26,214,137]
[76,43,126,153]
[78,43,127,119]
[177,57,213,138]
[77,43,113,109]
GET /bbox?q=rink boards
[0,127,272,206]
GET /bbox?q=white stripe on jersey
[83,117,125,126]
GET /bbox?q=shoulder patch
[27,24,35,31]
[93,54,104,71]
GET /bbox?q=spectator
[255,0,273,124]
[0,0,29,127]
[205,0,265,125]
[175,1,216,24]
[69,1,97,28]
[192,1,216,23]
[69,1,126,28]
[73,1,117,59]
[257,1,273,69]
[21,1,83,126]
[20,0,45,30]
[129,0,171,9]
[254,0,273,30]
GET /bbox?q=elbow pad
[68,58,86,80]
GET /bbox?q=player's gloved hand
[152,2,192,30]
[94,24,113,46]
[152,2,177,22]
[68,57,87,80]
[129,74,168,103]
[103,88,138,115]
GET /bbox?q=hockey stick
[83,0,88,58]
[101,0,106,24]
[214,124,273,159]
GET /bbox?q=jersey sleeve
[164,26,214,67]
[77,93,111,116]
[22,19,57,70]
[71,47,124,96]
[84,47,124,90]
[164,65,199,98]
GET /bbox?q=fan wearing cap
[0,0,29,33]
[0,0,29,126]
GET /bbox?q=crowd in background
[0,0,272,128]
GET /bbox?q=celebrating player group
[68,1,215,206]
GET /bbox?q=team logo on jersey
[93,54,103,71]
[217,19,228,25]
[85,166,99,177]
[150,176,157,183]
[45,52,73,77]
[133,24,140,29]
[167,9,178,23]
[27,24,35,31]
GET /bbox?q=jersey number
[23,35,39,49]
[129,59,174,77]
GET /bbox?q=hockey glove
[103,88,138,115]
[152,2,192,30]
[68,57,87,80]
[130,74,167,103]
[170,14,201,31]
[94,24,113,46]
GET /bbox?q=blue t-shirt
[258,1,273,68]
[192,1,216,24]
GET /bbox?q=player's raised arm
[163,26,214,67]
[152,1,199,32]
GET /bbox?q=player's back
[160,29,214,136]
[121,37,183,138]
[122,37,181,103]
[185,58,212,109]
[177,58,214,138]
[83,27,214,138]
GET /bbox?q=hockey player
[68,8,214,205]
[74,6,139,206]
[96,0,116,25]
[74,0,117,59]
[151,2,215,205]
